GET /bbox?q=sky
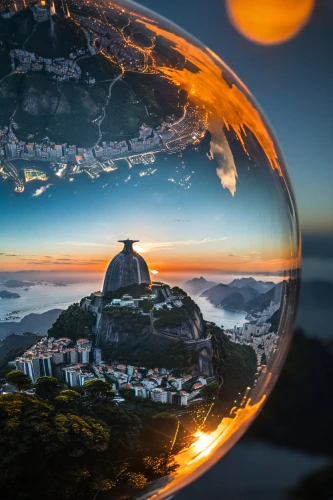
[136,0,333,284]
[138,0,333,235]
[0,145,297,279]
[3,0,332,280]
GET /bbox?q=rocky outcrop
[96,298,206,348]
[96,313,151,348]
[21,79,58,116]
[154,304,205,341]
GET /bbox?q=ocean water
[0,281,102,321]
[0,279,247,329]
[192,295,247,330]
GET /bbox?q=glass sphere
[0,1,301,499]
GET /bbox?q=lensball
[0,1,301,499]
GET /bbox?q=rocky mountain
[228,277,276,294]
[218,292,247,311]
[0,333,40,362]
[0,290,21,299]
[201,283,259,306]
[201,283,234,305]
[245,282,283,312]
[183,277,218,295]
[228,277,256,288]
[97,295,206,348]
[201,278,284,313]
[0,309,63,340]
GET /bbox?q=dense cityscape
[4,282,280,403]
[11,334,212,407]
[0,0,208,193]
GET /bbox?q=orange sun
[226,0,314,45]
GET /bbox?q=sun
[133,245,147,253]
[226,0,314,45]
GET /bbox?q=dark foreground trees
[35,376,59,399]
[5,370,32,391]
[0,394,109,499]
[0,391,178,500]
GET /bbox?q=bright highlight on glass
[0,0,300,499]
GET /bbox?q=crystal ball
[0,1,301,499]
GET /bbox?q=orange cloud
[136,17,283,197]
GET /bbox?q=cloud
[32,184,52,197]
[140,237,227,251]
[208,117,238,196]
[21,258,104,266]
[54,241,109,248]
[250,251,262,255]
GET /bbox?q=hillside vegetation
[48,304,96,341]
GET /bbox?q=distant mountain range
[183,277,219,295]
[2,280,36,288]
[184,276,283,313]
[228,277,276,294]
[201,283,259,307]
[0,290,21,299]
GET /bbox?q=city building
[15,354,52,384]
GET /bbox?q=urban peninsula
[0,0,207,193]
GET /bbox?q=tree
[152,412,177,420]
[123,472,147,489]
[142,456,178,479]
[48,303,96,341]
[6,370,32,391]
[141,299,154,313]
[118,388,136,401]
[54,389,80,405]
[83,379,111,397]
[0,394,110,500]
[201,383,220,401]
[35,376,59,399]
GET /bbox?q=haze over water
[0,272,269,326]
[0,281,101,321]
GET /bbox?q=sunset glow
[137,18,283,196]
[149,396,266,499]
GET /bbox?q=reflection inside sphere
[0,1,301,499]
